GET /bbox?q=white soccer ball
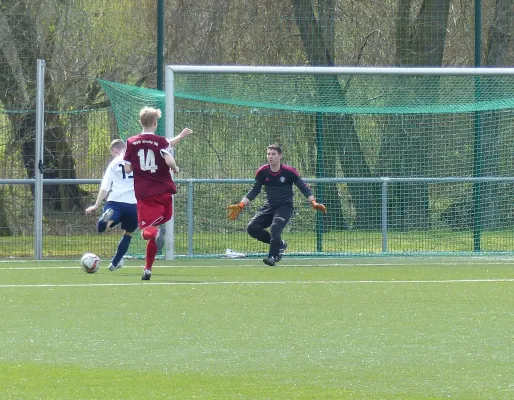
[80,253,100,273]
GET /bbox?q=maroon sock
[145,239,157,270]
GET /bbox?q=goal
[101,66,514,258]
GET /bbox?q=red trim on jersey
[255,164,270,176]
[280,164,299,176]
[255,164,300,178]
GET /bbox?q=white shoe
[101,208,114,223]
[225,248,246,258]
[108,258,124,271]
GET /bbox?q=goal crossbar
[167,65,514,76]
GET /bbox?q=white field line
[2,263,398,270]
[1,260,514,270]
[0,278,513,289]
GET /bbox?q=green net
[99,80,166,139]
[171,74,514,114]
[99,71,514,257]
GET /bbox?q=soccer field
[0,257,512,400]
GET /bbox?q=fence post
[381,178,389,253]
[34,59,45,260]
[187,180,194,256]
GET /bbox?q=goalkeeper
[228,144,326,266]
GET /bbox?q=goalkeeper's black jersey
[245,164,313,208]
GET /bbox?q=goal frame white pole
[166,65,514,76]
[164,67,176,260]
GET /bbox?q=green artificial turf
[0,257,512,399]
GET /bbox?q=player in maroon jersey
[124,106,192,280]
[227,144,326,266]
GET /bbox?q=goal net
[100,66,514,257]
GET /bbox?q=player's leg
[109,231,131,271]
[247,206,274,244]
[276,240,288,262]
[137,194,171,280]
[109,203,137,271]
[265,203,293,265]
[141,192,172,278]
[155,193,173,253]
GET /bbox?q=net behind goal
[100,66,514,257]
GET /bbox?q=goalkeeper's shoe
[276,241,288,262]
[141,268,152,281]
[263,256,277,266]
[109,258,124,272]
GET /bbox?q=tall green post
[157,0,165,90]
[473,0,482,251]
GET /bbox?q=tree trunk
[292,0,381,229]
[0,189,13,237]
[379,0,451,231]
[480,0,514,229]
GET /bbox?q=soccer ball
[80,253,100,273]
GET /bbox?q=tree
[375,0,451,230]
[291,0,381,229]
[479,0,514,228]
[0,0,156,217]
[0,1,83,211]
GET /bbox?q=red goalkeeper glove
[227,201,245,220]
[311,200,327,214]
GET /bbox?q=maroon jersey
[124,133,177,200]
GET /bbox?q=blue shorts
[103,201,138,233]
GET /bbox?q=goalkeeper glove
[311,200,327,214]
[228,201,245,220]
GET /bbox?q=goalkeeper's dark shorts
[248,202,294,230]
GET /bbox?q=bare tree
[480,0,514,228]
[291,0,381,229]
[375,0,451,231]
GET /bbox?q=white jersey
[100,154,137,204]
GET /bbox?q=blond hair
[110,139,126,152]
[139,106,162,128]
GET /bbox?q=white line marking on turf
[0,279,513,288]
[1,261,514,270]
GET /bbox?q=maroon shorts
[137,192,173,229]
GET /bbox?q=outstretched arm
[85,189,108,214]
[227,198,247,220]
[307,195,327,214]
[227,180,262,220]
[168,128,193,147]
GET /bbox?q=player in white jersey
[85,139,138,271]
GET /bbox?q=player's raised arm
[168,128,193,147]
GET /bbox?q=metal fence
[2,176,514,259]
